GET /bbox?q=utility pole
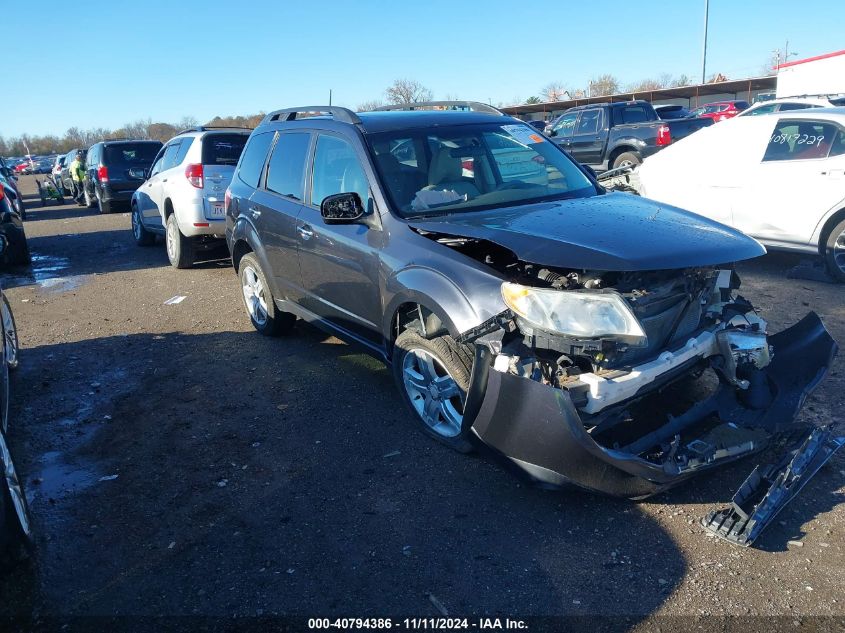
[329,89,332,106]
[701,0,709,84]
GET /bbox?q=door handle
[248,206,261,218]
[162,178,167,182]
[297,225,314,240]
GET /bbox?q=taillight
[97,165,109,182]
[185,163,204,188]
[0,183,5,201]
[656,124,671,146]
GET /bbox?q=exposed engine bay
[416,227,839,503]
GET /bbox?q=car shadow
[3,328,688,621]
[23,203,101,222]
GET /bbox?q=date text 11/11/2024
[307,618,529,630]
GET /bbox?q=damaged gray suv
[226,103,838,514]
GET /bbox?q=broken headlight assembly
[500,282,648,346]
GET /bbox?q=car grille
[614,295,703,367]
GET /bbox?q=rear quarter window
[202,134,249,166]
[236,132,275,188]
[763,120,840,161]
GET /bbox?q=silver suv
[131,127,250,268]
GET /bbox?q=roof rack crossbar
[373,101,503,115]
[175,125,254,135]
[262,106,362,126]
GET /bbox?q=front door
[296,133,384,347]
[569,108,605,165]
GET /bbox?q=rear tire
[612,151,642,170]
[238,253,295,336]
[84,185,95,209]
[131,205,156,247]
[96,193,111,214]
[0,430,34,571]
[165,214,195,269]
[392,329,475,453]
[823,217,845,282]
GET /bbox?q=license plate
[210,202,225,217]
[129,169,145,179]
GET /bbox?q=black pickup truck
[546,100,712,170]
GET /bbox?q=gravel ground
[0,176,843,626]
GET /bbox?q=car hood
[407,192,765,271]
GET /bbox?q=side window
[763,119,839,162]
[311,135,369,208]
[575,109,601,135]
[550,112,578,138]
[174,138,194,165]
[159,142,182,171]
[779,103,820,112]
[829,129,845,157]
[265,133,310,200]
[620,106,649,124]
[236,132,275,188]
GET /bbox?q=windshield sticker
[502,124,544,145]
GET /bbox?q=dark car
[224,103,836,504]
[0,158,25,219]
[546,100,713,169]
[0,182,29,265]
[83,140,163,213]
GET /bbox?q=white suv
[131,127,251,268]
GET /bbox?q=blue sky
[2,0,843,137]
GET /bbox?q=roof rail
[373,101,503,115]
[261,106,362,126]
[175,125,254,136]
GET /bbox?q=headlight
[501,282,647,345]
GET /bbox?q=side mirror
[548,129,557,137]
[320,192,364,224]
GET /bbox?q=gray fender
[384,266,485,341]
[230,217,280,298]
[608,137,647,155]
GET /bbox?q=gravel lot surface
[0,176,842,626]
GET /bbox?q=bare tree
[590,74,620,97]
[627,78,664,92]
[541,82,569,102]
[671,74,693,87]
[356,100,385,112]
[385,79,433,105]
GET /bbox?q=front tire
[612,151,642,170]
[131,205,155,246]
[165,214,195,269]
[238,253,295,336]
[392,329,475,453]
[823,217,845,282]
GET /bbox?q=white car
[637,108,845,280]
[131,127,251,268]
[738,96,845,117]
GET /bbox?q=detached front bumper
[464,313,837,499]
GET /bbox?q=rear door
[140,141,181,226]
[103,142,163,195]
[547,111,578,153]
[568,108,605,165]
[249,131,311,303]
[200,133,249,222]
[734,118,845,247]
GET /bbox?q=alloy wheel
[834,228,845,274]
[132,208,142,241]
[241,266,268,326]
[1,301,17,370]
[166,220,177,262]
[401,348,464,438]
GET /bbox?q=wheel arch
[816,206,845,255]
